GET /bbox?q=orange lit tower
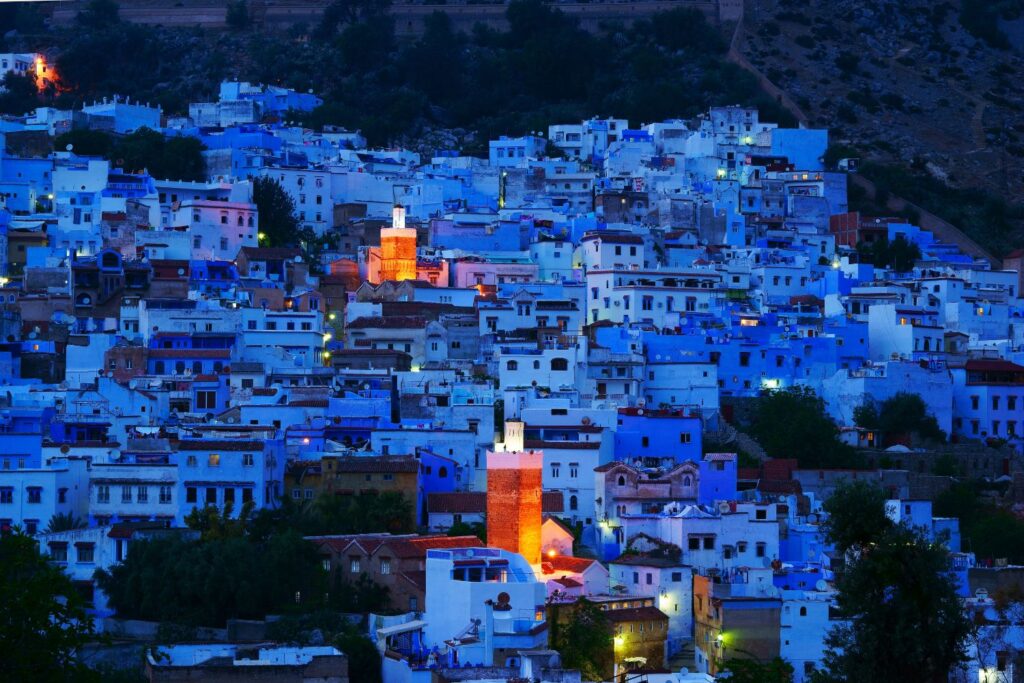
[487,422,542,566]
[379,204,417,282]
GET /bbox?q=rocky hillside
[738,0,1024,257]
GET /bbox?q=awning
[377,620,428,638]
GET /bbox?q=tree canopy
[252,176,300,248]
[853,392,946,445]
[0,530,96,681]
[548,598,613,681]
[815,482,970,682]
[747,386,861,468]
[96,531,327,626]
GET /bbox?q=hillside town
[3,59,1024,682]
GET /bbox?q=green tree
[54,129,114,157]
[226,1,249,30]
[447,520,486,543]
[854,392,945,444]
[184,501,255,541]
[820,480,890,554]
[252,176,300,247]
[0,530,96,680]
[748,386,859,468]
[96,532,328,626]
[331,572,390,613]
[0,72,39,116]
[815,483,970,682]
[721,657,794,683]
[548,599,613,681]
[111,128,206,181]
[44,512,87,534]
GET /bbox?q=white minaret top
[392,204,406,230]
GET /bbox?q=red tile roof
[544,556,598,573]
[384,535,483,558]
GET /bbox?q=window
[242,488,253,503]
[971,395,980,410]
[196,391,217,410]
[208,454,221,467]
[703,537,715,550]
[186,455,197,467]
[380,558,392,575]
[756,542,766,558]
[49,542,68,563]
[642,436,649,447]
[569,463,578,478]
[756,509,767,520]
[688,537,700,550]
[206,488,217,504]
[570,495,578,511]
[506,360,518,371]
[680,432,691,444]
[646,573,653,585]
[551,358,569,371]
[186,487,197,503]
[0,488,11,504]
[350,557,361,573]
[121,486,132,503]
[77,543,95,563]
[159,486,172,504]
[27,487,41,504]
[243,453,255,467]
[671,572,682,582]
[799,606,807,616]
[551,463,561,478]
[97,485,110,504]
[633,572,639,584]
[224,488,235,504]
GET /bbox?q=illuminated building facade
[487,425,543,565]
[379,205,417,282]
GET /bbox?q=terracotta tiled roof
[552,577,582,588]
[545,556,598,573]
[385,535,483,559]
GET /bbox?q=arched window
[683,476,691,487]
[799,607,807,617]
[551,357,568,371]
[569,495,578,511]
[533,360,540,370]
[192,361,202,374]
[174,361,185,374]
[213,361,223,373]
[618,475,626,486]
[248,216,255,227]
[154,361,165,374]
[506,360,518,371]
[237,215,244,226]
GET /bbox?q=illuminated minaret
[487,420,542,566]
[379,204,417,282]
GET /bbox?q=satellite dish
[65,144,73,152]
[815,580,829,592]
